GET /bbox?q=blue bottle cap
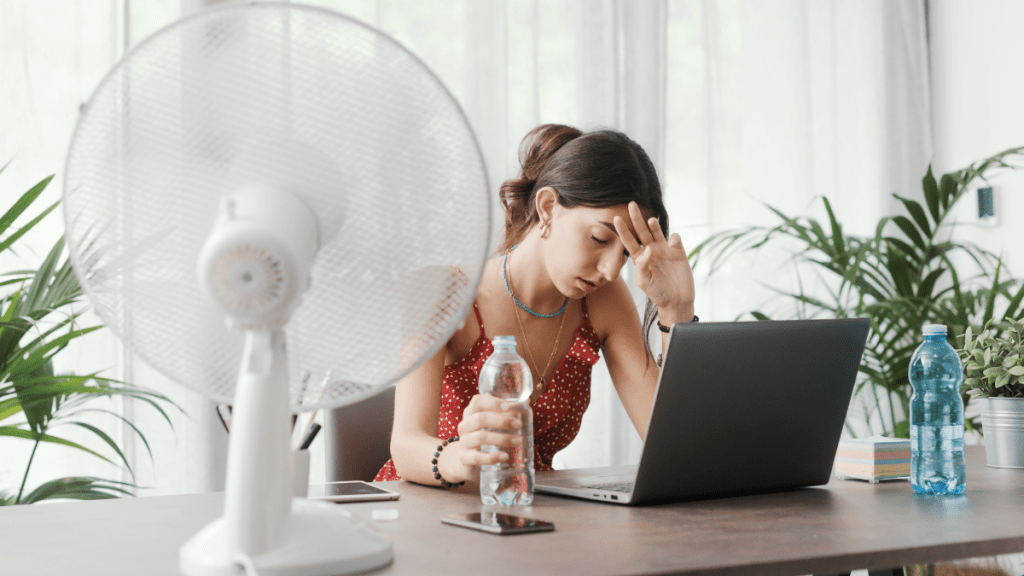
[921,324,947,336]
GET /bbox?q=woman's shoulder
[443,258,502,361]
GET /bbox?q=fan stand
[179,329,393,576]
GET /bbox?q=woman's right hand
[443,394,524,484]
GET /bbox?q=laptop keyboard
[585,481,634,493]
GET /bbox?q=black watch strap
[658,315,698,333]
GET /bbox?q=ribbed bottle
[478,335,534,505]
[909,324,966,495]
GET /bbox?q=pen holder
[292,449,310,498]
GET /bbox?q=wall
[930,0,1024,276]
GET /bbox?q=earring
[540,222,550,238]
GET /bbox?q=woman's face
[543,200,649,299]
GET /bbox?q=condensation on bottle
[478,335,535,506]
[909,323,966,495]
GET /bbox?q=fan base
[180,497,393,576]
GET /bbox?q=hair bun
[499,124,581,216]
[518,124,583,180]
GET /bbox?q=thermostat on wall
[975,186,997,227]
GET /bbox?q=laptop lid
[626,318,869,505]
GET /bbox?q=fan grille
[63,3,490,410]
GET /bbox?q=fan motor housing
[198,185,320,330]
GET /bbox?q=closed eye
[594,236,630,259]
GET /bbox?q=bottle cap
[922,324,947,336]
[492,335,516,348]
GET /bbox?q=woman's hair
[499,124,670,362]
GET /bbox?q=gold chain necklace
[504,250,568,394]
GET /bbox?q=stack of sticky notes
[834,435,911,483]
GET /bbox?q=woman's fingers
[613,215,642,256]
[457,426,522,467]
[471,410,522,432]
[459,397,523,433]
[629,201,657,247]
[463,393,507,417]
[649,217,668,244]
[459,446,509,467]
[461,429,523,449]
[459,405,524,445]
[454,394,526,468]
[668,232,683,250]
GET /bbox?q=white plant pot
[981,397,1024,469]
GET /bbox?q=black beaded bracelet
[431,436,465,489]
[657,315,698,333]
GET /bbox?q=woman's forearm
[390,433,473,487]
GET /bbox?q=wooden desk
[3,446,1022,576]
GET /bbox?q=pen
[216,404,232,433]
[299,422,321,450]
[292,408,319,450]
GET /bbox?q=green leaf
[15,476,136,505]
[0,202,59,256]
[917,269,946,301]
[891,216,926,251]
[0,427,114,465]
[0,176,53,239]
[894,194,932,239]
[921,165,941,223]
[892,419,910,439]
[7,327,101,379]
[822,197,845,259]
[67,422,134,479]
[1006,281,1024,321]
[997,371,1012,388]
[0,398,21,422]
[984,366,1004,378]
[939,173,959,211]
[1009,366,1024,377]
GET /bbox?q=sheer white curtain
[0,0,930,496]
[661,0,930,441]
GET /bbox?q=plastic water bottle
[909,324,966,495]
[478,335,534,505]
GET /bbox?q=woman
[374,123,696,486]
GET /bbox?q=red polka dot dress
[374,298,602,482]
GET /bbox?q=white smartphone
[306,481,401,502]
[441,512,555,535]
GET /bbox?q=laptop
[534,318,870,505]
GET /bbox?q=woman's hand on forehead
[612,201,695,315]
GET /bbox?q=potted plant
[957,320,1024,468]
[0,170,179,504]
[690,146,1024,439]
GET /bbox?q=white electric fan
[62,3,490,575]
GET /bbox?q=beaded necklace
[502,244,569,318]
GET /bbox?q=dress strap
[472,301,487,338]
[581,296,589,319]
